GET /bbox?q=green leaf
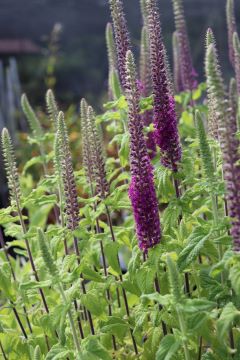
[118,132,129,167]
[178,227,211,271]
[181,298,216,314]
[135,267,155,294]
[20,280,52,290]
[80,337,111,360]
[104,242,121,274]
[81,266,104,283]
[229,261,240,296]
[81,290,106,316]
[156,335,181,360]
[217,303,240,339]
[101,316,129,339]
[45,344,71,360]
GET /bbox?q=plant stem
[57,283,81,354]
[154,276,168,335]
[105,204,138,355]
[173,173,190,297]
[0,341,7,360]
[0,229,32,335]
[12,306,28,339]
[177,306,191,360]
[73,236,95,335]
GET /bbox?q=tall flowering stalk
[108,0,131,90]
[80,99,117,350]
[233,32,240,95]
[105,23,121,100]
[57,111,95,335]
[46,89,59,130]
[1,128,50,315]
[125,50,161,252]
[173,31,183,93]
[86,107,110,199]
[139,26,156,158]
[171,0,197,91]
[205,28,222,140]
[206,41,240,252]
[226,0,237,67]
[146,0,182,171]
[57,112,80,231]
[229,78,238,119]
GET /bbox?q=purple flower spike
[172,0,197,91]
[109,0,131,90]
[221,106,240,252]
[125,50,161,252]
[146,0,182,171]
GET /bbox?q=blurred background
[0,0,239,109]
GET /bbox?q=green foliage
[0,2,240,359]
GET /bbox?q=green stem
[57,283,81,354]
[177,306,191,360]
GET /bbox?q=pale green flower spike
[21,93,43,137]
[33,345,41,360]
[1,128,21,207]
[195,110,215,188]
[46,89,59,130]
[37,228,58,278]
[166,255,182,303]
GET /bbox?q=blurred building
[0,0,238,106]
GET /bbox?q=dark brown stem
[154,277,168,336]
[197,337,202,360]
[12,306,28,339]
[17,204,50,314]
[73,300,85,339]
[229,329,235,353]
[173,172,190,297]
[0,229,32,335]
[105,204,138,355]
[0,341,7,360]
[73,236,95,335]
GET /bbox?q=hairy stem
[57,283,81,354]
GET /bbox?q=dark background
[0,0,239,107]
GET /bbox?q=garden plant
[1,0,240,359]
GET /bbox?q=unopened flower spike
[57,111,80,231]
[21,94,43,137]
[46,89,59,130]
[1,128,21,208]
[205,29,225,140]
[125,49,161,252]
[226,0,237,67]
[86,106,110,199]
[229,77,238,119]
[108,0,131,90]
[105,23,120,100]
[172,31,183,93]
[146,0,182,171]
[80,98,95,189]
[139,26,156,158]
[233,32,240,95]
[38,228,58,278]
[195,111,216,190]
[171,0,197,91]
[206,40,240,252]
[140,0,148,26]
